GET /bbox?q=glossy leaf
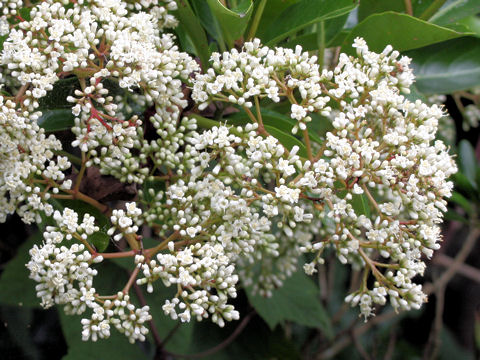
[458,139,478,189]
[0,34,7,52]
[352,193,371,217]
[59,199,110,229]
[282,13,350,50]
[409,37,480,94]
[357,0,437,20]
[264,125,308,158]
[143,285,195,353]
[449,191,473,213]
[453,15,480,37]
[88,231,110,252]
[184,317,301,359]
[358,0,404,22]
[174,0,210,68]
[206,0,254,47]
[38,77,80,109]
[142,178,165,203]
[341,12,467,55]
[430,0,480,26]
[37,109,75,132]
[444,209,469,223]
[247,270,332,337]
[0,233,42,308]
[60,311,147,360]
[262,0,357,45]
[228,108,323,145]
[255,0,300,39]
[453,172,478,197]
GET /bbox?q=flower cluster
[0,95,71,224]
[191,38,456,317]
[0,0,456,344]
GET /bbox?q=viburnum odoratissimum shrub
[0,0,456,343]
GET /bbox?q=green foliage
[174,0,210,68]
[430,0,480,26]
[341,12,467,54]
[261,0,357,45]
[247,270,333,337]
[207,0,253,47]
[3,0,480,358]
[37,109,75,132]
[0,233,41,308]
[409,37,480,93]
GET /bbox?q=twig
[432,253,480,284]
[351,328,372,360]
[404,0,413,16]
[383,325,397,360]
[319,225,480,359]
[424,226,480,294]
[423,283,446,360]
[122,266,140,293]
[318,310,398,359]
[132,282,163,348]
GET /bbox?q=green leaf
[444,209,469,223]
[409,37,480,93]
[430,0,480,26]
[174,0,210,69]
[439,327,473,360]
[449,191,473,213]
[0,34,7,52]
[262,0,357,45]
[143,286,194,353]
[264,125,308,159]
[455,15,480,37]
[38,77,80,109]
[206,0,254,47]
[458,139,478,189]
[247,270,332,337]
[352,193,371,217]
[341,12,468,55]
[59,308,149,360]
[59,199,110,229]
[88,232,110,252]
[255,0,300,40]
[58,261,149,358]
[37,109,75,132]
[357,0,439,20]
[184,317,301,359]
[141,178,165,203]
[282,13,350,50]
[18,7,32,21]
[453,171,478,196]
[1,306,39,359]
[404,84,428,103]
[357,0,404,22]
[0,232,42,308]
[229,108,323,145]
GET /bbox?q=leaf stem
[303,128,314,162]
[419,0,447,20]
[122,266,140,294]
[146,231,181,257]
[97,250,137,259]
[317,20,325,68]
[73,151,87,194]
[403,0,413,16]
[246,0,267,40]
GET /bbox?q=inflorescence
[1,0,456,343]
